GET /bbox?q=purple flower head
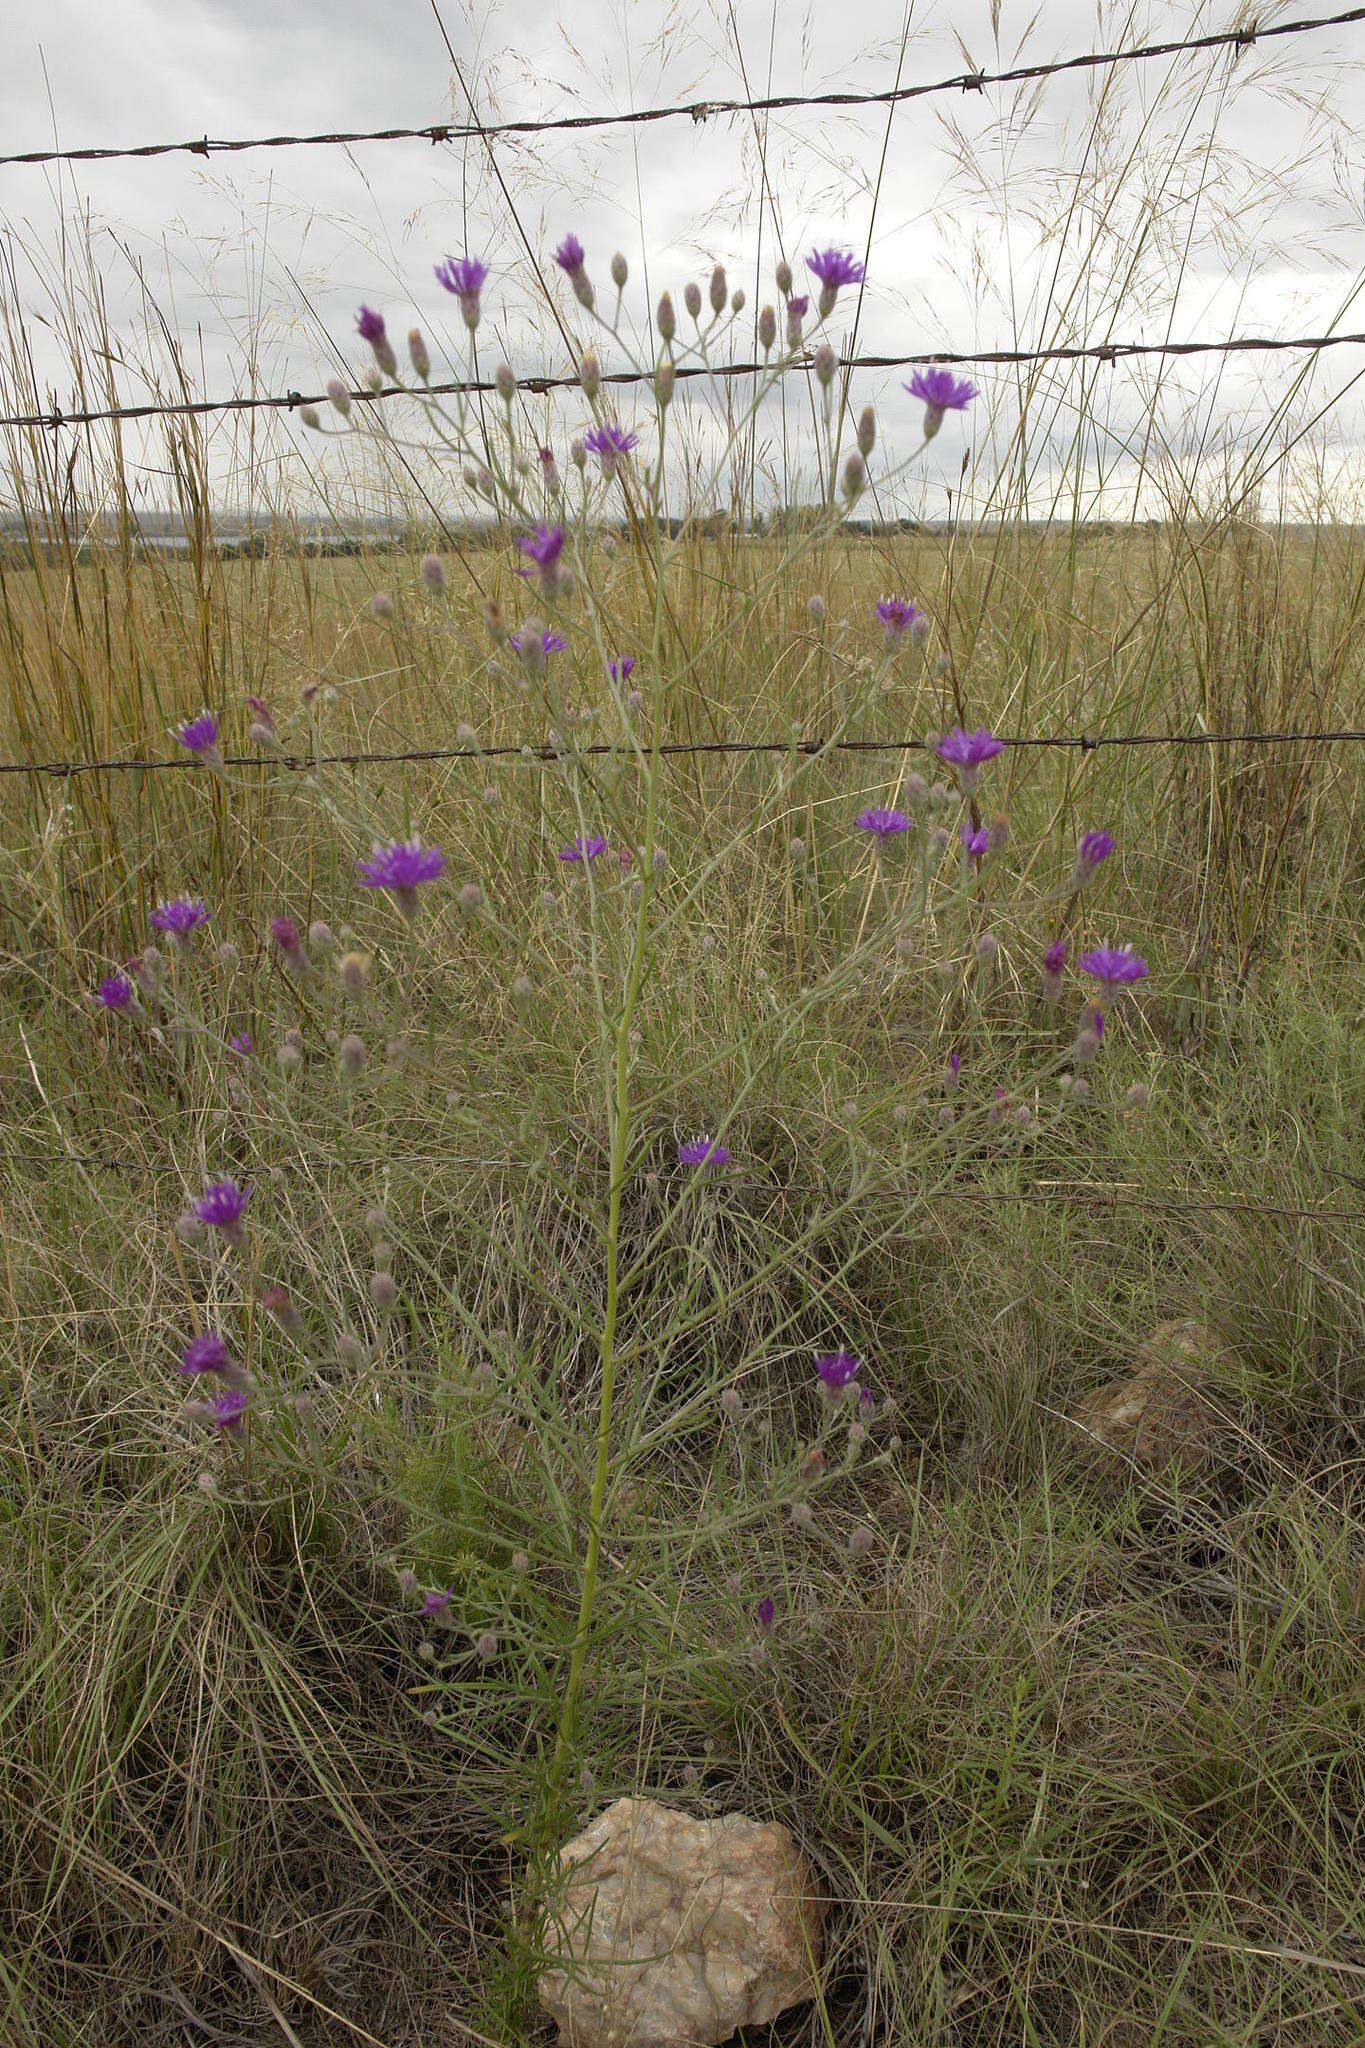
[1080,946,1149,991]
[960,823,991,857]
[949,1051,960,1078]
[245,693,275,733]
[509,626,567,658]
[228,1031,253,1056]
[756,1595,775,1634]
[177,712,219,757]
[269,915,304,957]
[421,1589,452,1618]
[1044,938,1067,977]
[815,1348,861,1390]
[608,656,636,683]
[937,726,1004,771]
[583,423,638,471]
[559,834,609,864]
[906,367,978,437]
[194,1177,251,1239]
[98,972,135,1013]
[515,522,565,573]
[204,1387,250,1433]
[357,837,448,904]
[434,254,489,302]
[1074,829,1115,881]
[150,898,210,939]
[787,294,809,320]
[858,1384,876,1414]
[874,596,924,639]
[180,1331,231,1377]
[807,247,865,303]
[678,1137,731,1168]
[856,805,912,840]
[356,305,387,348]
[553,233,586,274]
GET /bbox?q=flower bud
[482,598,507,643]
[813,342,837,387]
[856,405,876,456]
[408,327,430,379]
[338,1033,366,1078]
[458,881,484,916]
[610,250,628,289]
[326,377,351,417]
[475,1630,498,1662]
[684,280,703,320]
[841,451,865,501]
[775,259,793,295]
[709,264,727,314]
[579,351,600,401]
[656,291,676,343]
[370,1270,398,1312]
[494,361,516,402]
[731,288,745,313]
[338,951,369,994]
[571,436,587,470]
[807,594,825,622]
[298,404,321,430]
[420,552,445,593]
[277,1043,302,1076]
[217,941,239,969]
[308,921,334,957]
[758,304,777,352]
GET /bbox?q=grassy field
[2,345,1365,2048]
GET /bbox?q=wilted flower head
[559,834,609,864]
[905,366,978,437]
[433,254,488,327]
[583,423,638,474]
[856,805,911,840]
[875,596,924,646]
[1073,829,1115,883]
[678,1136,731,1169]
[98,972,136,1013]
[1080,946,1149,992]
[194,1177,251,1241]
[201,1388,250,1433]
[807,246,865,311]
[180,1331,231,1377]
[356,305,396,376]
[176,712,219,758]
[356,837,447,909]
[150,898,210,939]
[815,1348,861,1390]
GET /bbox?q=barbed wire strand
[1,6,1361,169]
[2,727,1363,781]
[2,1145,1361,1224]
[4,328,1365,434]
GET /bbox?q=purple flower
[553,233,586,274]
[815,1348,861,1390]
[515,524,565,581]
[1044,939,1067,976]
[905,367,978,437]
[678,1137,731,1168]
[204,1387,250,1432]
[1080,946,1149,992]
[194,1177,251,1240]
[559,834,609,864]
[858,1385,876,1414]
[98,973,136,1012]
[180,1331,231,1377]
[856,805,912,840]
[434,254,489,303]
[583,423,638,472]
[874,596,924,641]
[245,693,274,734]
[269,915,305,959]
[356,837,448,906]
[356,305,387,347]
[176,712,219,757]
[150,898,210,939]
[608,656,636,683]
[960,823,991,857]
[807,247,865,305]
[947,1051,960,1085]
[787,294,809,320]
[421,1589,452,1617]
[228,1031,253,1056]
[509,626,567,659]
[937,726,1004,772]
[1073,829,1115,882]
[756,1595,775,1634]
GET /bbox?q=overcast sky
[3,0,1364,516]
